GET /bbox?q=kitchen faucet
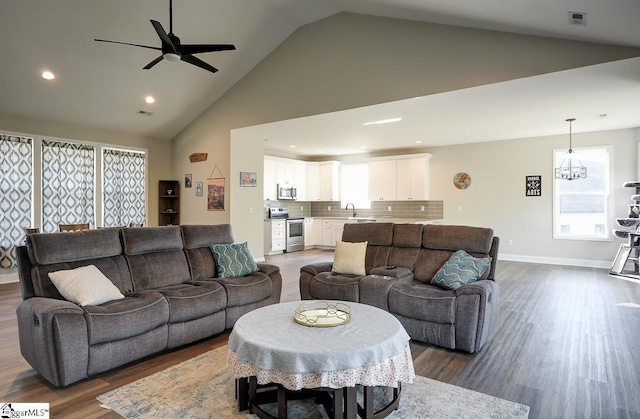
[345,202,357,217]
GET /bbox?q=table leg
[277,384,288,419]
[236,377,249,411]
[363,385,374,418]
[344,386,357,419]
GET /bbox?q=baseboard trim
[499,253,611,269]
[0,270,18,284]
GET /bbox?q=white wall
[172,12,640,261]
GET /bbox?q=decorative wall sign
[189,153,208,163]
[526,175,542,196]
[207,178,225,211]
[240,172,257,187]
[184,173,192,188]
[195,181,203,197]
[453,172,471,190]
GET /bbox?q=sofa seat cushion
[389,281,456,324]
[215,272,272,307]
[155,281,227,323]
[83,290,169,345]
[308,271,362,302]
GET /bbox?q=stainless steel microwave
[277,184,297,200]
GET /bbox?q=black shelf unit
[159,180,180,226]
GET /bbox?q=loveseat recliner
[16,224,281,387]
[300,223,499,353]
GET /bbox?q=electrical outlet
[458,205,463,212]
[387,206,392,211]
[328,206,331,211]
[300,206,304,211]
[249,207,254,214]
[420,206,425,211]
[508,239,513,246]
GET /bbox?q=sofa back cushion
[388,224,423,269]
[181,224,235,280]
[342,223,394,273]
[122,226,191,290]
[414,224,495,283]
[25,229,133,298]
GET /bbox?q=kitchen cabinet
[321,219,348,246]
[264,158,277,200]
[369,154,431,201]
[306,163,320,201]
[264,220,286,255]
[304,218,315,247]
[396,156,430,200]
[368,160,397,201]
[307,161,339,201]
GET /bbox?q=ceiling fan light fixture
[163,52,181,62]
[554,118,587,180]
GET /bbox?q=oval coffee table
[227,300,415,419]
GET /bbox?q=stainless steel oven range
[269,208,304,252]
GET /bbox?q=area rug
[98,346,529,418]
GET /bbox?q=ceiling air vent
[568,11,587,26]
[136,110,154,116]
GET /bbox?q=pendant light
[554,118,587,180]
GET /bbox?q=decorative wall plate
[453,172,471,189]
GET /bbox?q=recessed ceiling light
[289,145,296,148]
[415,140,422,144]
[360,146,368,149]
[41,71,55,80]
[145,96,155,104]
[363,117,402,126]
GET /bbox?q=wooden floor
[2,249,640,418]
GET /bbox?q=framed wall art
[195,181,203,197]
[207,178,225,211]
[240,172,257,187]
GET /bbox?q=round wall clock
[453,172,471,190]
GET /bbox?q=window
[0,135,33,268]
[41,140,95,232]
[553,146,611,240]
[340,163,371,209]
[102,148,146,227]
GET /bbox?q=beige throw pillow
[332,241,368,275]
[48,264,125,306]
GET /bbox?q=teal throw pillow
[210,242,259,279]
[432,250,491,291]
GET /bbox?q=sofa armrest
[256,262,280,277]
[299,262,334,300]
[369,266,413,281]
[453,280,500,353]
[300,262,334,276]
[16,297,89,387]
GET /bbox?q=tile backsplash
[264,200,443,220]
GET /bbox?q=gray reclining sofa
[16,224,281,387]
[300,223,499,353]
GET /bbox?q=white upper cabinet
[396,155,431,200]
[306,163,320,201]
[369,160,397,201]
[319,161,340,201]
[264,158,277,200]
[369,154,431,201]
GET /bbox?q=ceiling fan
[94,0,235,74]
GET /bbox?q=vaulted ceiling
[2,0,640,154]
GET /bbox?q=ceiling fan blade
[181,54,218,73]
[94,38,161,51]
[150,20,178,53]
[143,55,164,70]
[179,44,236,55]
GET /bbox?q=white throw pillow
[332,241,368,275]
[48,265,125,306]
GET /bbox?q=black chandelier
[554,118,587,180]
